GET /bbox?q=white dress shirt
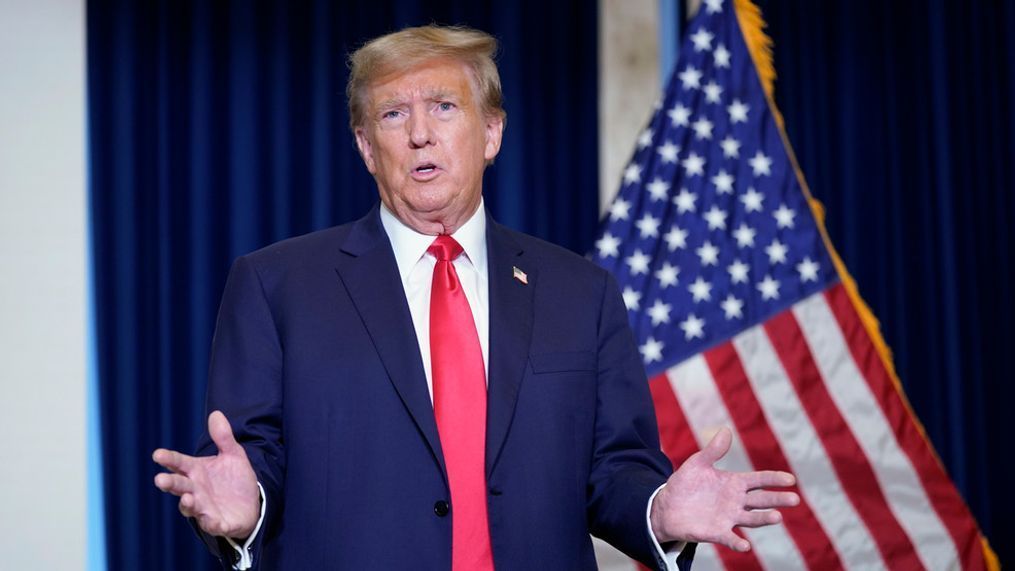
[229,200,681,570]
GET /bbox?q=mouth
[410,162,442,181]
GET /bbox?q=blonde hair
[346,25,506,129]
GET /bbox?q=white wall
[0,0,88,568]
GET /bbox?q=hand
[152,410,260,539]
[650,427,799,552]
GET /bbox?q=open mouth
[415,162,438,174]
[411,162,441,180]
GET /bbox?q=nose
[408,109,434,149]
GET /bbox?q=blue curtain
[755,0,1015,563]
[86,1,597,568]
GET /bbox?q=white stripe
[667,356,808,570]
[686,543,724,571]
[794,294,960,570]
[732,326,888,570]
[592,536,638,571]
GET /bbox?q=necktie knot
[428,234,464,262]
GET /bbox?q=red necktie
[428,235,494,571]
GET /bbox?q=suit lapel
[333,206,446,478]
[485,218,535,477]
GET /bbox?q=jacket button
[434,500,450,517]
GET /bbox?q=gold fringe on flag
[730,0,1000,568]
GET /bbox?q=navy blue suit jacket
[195,205,686,569]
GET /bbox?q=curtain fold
[87,1,597,568]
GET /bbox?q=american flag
[592,0,993,569]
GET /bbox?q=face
[354,58,504,235]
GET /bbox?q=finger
[208,410,241,456]
[745,489,800,510]
[154,472,195,496]
[743,470,796,489]
[178,493,198,518]
[152,448,195,474]
[718,530,751,552]
[737,509,783,528]
[698,426,733,465]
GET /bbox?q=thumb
[698,426,733,465]
[208,410,241,456]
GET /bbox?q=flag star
[696,241,720,266]
[639,336,665,363]
[655,262,680,288]
[728,259,750,283]
[664,225,689,251]
[692,117,714,140]
[741,187,764,212]
[595,232,620,258]
[626,249,651,275]
[657,141,680,164]
[608,198,631,221]
[689,277,713,302]
[682,152,706,177]
[797,257,820,282]
[757,275,781,300]
[680,313,706,340]
[690,28,714,52]
[720,136,741,159]
[703,206,727,230]
[647,299,673,326]
[636,128,654,149]
[765,239,788,265]
[704,81,723,104]
[774,203,796,228]
[727,99,749,123]
[623,163,642,185]
[678,65,703,90]
[733,223,756,248]
[673,188,697,213]
[646,178,671,201]
[714,43,731,68]
[668,103,691,127]
[622,286,642,310]
[711,169,735,194]
[635,213,661,238]
[704,0,724,15]
[721,294,744,319]
[749,150,773,176]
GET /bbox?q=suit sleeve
[193,254,286,570]
[585,270,677,569]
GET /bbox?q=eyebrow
[374,89,461,112]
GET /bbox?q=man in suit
[153,25,798,570]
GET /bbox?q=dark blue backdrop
[88,0,1012,568]
[87,1,597,569]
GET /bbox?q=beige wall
[0,0,88,567]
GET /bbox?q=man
[153,25,798,570]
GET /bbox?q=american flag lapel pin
[512,266,528,285]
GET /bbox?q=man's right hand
[153,410,260,540]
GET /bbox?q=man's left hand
[649,427,800,552]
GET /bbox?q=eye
[437,101,455,112]
[382,110,401,120]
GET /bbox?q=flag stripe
[732,324,887,570]
[823,286,986,569]
[667,356,766,571]
[703,342,841,570]
[792,291,961,568]
[762,308,927,568]
[649,374,699,466]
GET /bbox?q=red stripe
[649,374,698,467]
[764,308,925,569]
[824,284,986,569]
[703,341,846,570]
[650,373,763,571]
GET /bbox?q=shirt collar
[379,198,488,284]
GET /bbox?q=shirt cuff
[647,484,685,571]
[225,481,266,570]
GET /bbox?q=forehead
[367,58,479,106]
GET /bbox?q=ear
[354,127,377,174]
[483,113,505,162]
